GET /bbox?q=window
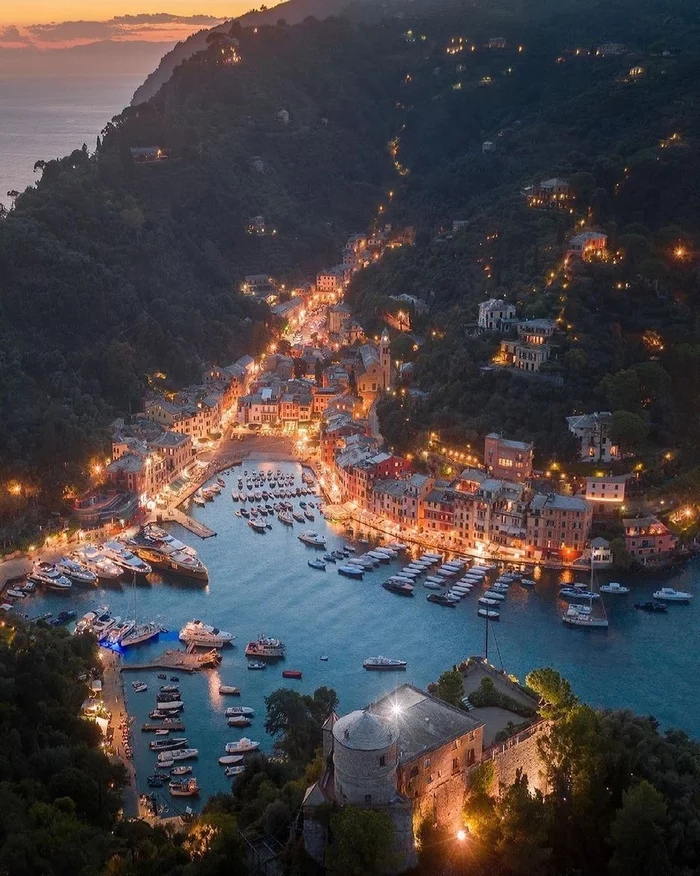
[379,755,386,767]
[424,757,431,769]
[467,748,476,766]
[452,739,459,750]
[364,794,372,804]
[452,757,460,774]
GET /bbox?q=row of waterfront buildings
[322,416,676,565]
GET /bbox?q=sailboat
[120,573,163,647]
[562,560,609,629]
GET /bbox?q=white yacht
[562,605,609,628]
[132,542,208,581]
[225,706,255,717]
[179,620,235,648]
[101,541,152,576]
[224,737,259,753]
[56,557,97,586]
[363,656,407,671]
[72,545,123,581]
[157,748,198,763]
[599,582,630,594]
[297,531,327,547]
[121,622,162,648]
[106,620,136,645]
[653,587,693,603]
[91,610,120,637]
[28,563,72,592]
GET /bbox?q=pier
[159,507,217,539]
[120,648,222,674]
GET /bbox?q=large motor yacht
[28,563,72,592]
[56,557,97,586]
[72,545,124,581]
[131,543,208,581]
[179,620,235,648]
[101,541,152,576]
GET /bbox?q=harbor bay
[20,458,700,814]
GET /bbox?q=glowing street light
[456,829,467,842]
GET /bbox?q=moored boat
[382,580,414,596]
[298,530,326,547]
[245,635,285,659]
[653,587,693,602]
[179,620,235,648]
[101,541,151,576]
[282,669,302,679]
[338,564,364,578]
[219,685,241,695]
[599,582,630,594]
[477,608,500,620]
[56,557,97,586]
[363,656,407,671]
[28,563,72,592]
[169,778,199,796]
[225,737,260,753]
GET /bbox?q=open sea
[0,75,141,208]
[22,459,700,814]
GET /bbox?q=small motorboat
[224,765,246,777]
[219,685,241,696]
[225,706,255,717]
[479,597,500,606]
[323,554,337,563]
[653,587,693,602]
[338,565,364,578]
[247,661,267,670]
[169,778,199,797]
[158,674,167,680]
[170,676,179,682]
[559,586,600,600]
[320,655,329,661]
[308,559,326,571]
[225,737,260,753]
[248,519,268,533]
[477,609,500,620]
[171,765,193,776]
[600,582,630,594]
[382,580,414,597]
[635,601,668,613]
[282,669,302,679]
[219,754,245,765]
[228,716,252,727]
[132,681,148,693]
[427,593,456,607]
[520,578,536,587]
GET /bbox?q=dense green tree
[434,669,465,707]
[327,806,396,876]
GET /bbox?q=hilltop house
[566,412,619,462]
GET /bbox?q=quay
[159,507,217,539]
[142,721,185,732]
[120,647,222,673]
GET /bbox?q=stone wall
[398,726,483,833]
[483,720,551,795]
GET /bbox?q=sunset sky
[0,2,277,49]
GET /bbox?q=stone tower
[332,709,399,805]
[380,329,392,390]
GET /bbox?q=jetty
[161,507,216,539]
[141,721,185,732]
[121,648,222,674]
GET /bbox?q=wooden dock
[120,648,222,674]
[163,507,217,539]
[141,721,185,732]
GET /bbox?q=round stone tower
[332,708,399,806]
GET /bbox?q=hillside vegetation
[2,0,700,527]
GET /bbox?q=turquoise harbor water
[23,459,700,813]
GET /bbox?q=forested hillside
[0,16,399,516]
[3,0,700,526]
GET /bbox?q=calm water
[0,76,142,208]
[24,460,699,813]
